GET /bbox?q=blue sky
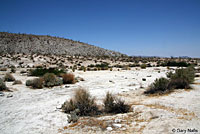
[0,0,200,57]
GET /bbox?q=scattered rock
[106,127,113,131]
[142,78,146,81]
[114,119,122,123]
[113,123,122,128]
[7,94,13,98]
[0,92,5,97]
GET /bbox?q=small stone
[114,119,121,123]
[106,127,113,131]
[113,123,122,128]
[7,94,13,98]
[0,92,5,97]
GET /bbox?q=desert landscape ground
[0,52,200,134]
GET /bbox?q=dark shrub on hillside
[103,92,130,114]
[4,73,15,82]
[144,78,170,94]
[0,68,7,71]
[161,61,190,67]
[43,73,62,87]
[62,88,100,116]
[62,73,75,84]
[0,78,8,91]
[29,68,65,76]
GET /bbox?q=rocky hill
[0,32,125,57]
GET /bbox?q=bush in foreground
[4,73,15,82]
[62,88,100,116]
[103,92,130,114]
[0,78,8,91]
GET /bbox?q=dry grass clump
[140,64,147,69]
[13,80,22,85]
[62,88,100,116]
[4,73,15,82]
[0,78,8,91]
[103,92,130,114]
[62,73,75,84]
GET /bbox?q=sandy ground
[0,67,200,134]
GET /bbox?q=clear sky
[0,0,200,57]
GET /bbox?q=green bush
[103,92,130,114]
[62,88,100,116]
[140,64,147,69]
[29,68,65,76]
[0,78,8,91]
[144,78,170,94]
[43,73,62,87]
[4,73,15,82]
[167,66,195,89]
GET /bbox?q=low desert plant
[0,78,8,91]
[144,77,170,94]
[4,73,15,82]
[140,64,147,69]
[103,92,130,114]
[62,73,75,84]
[43,73,62,87]
[13,80,22,85]
[26,78,44,89]
[62,88,100,116]
[167,66,195,89]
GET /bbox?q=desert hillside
[0,32,125,57]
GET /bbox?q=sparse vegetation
[0,68,7,71]
[43,73,62,87]
[103,92,131,114]
[29,68,65,76]
[0,78,8,91]
[13,80,22,85]
[144,66,195,95]
[62,73,75,84]
[144,77,170,94]
[140,64,147,69]
[62,88,100,116]
[4,73,15,82]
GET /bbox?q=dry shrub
[62,88,100,116]
[43,73,62,87]
[4,73,15,82]
[13,80,22,85]
[0,78,8,91]
[62,73,75,84]
[103,92,130,114]
[26,78,44,89]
